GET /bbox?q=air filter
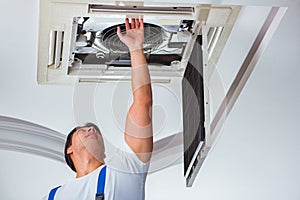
[95,22,166,53]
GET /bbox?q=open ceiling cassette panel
[37,1,241,84]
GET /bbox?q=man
[44,18,153,200]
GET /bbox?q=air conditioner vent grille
[97,23,165,53]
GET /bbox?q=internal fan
[95,22,166,53]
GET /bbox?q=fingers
[116,26,123,39]
[125,18,130,31]
[135,18,139,28]
[126,18,143,30]
[140,18,144,30]
[131,18,136,29]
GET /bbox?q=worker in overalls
[43,18,153,200]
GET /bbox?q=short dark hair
[64,123,101,172]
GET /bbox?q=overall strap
[96,166,107,195]
[48,186,61,200]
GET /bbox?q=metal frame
[185,6,287,187]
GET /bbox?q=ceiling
[0,0,300,199]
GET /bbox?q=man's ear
[67,146,73,154]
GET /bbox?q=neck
[74,156,104,178]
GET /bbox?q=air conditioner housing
[37,0,241,84]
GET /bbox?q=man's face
[68,125,106,163]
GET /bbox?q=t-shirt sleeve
[105,138,150,174]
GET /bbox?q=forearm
[130,49,152,107]
[125,49,153,160]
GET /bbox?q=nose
[88,126,96,133]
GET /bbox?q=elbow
[134,89,152,108]
[146,87,153,107]
[137,96,152,111]
[144,94,153,111]
[145,95,153,108]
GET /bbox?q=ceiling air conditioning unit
[37,0,240,84]
[37,0,242,187]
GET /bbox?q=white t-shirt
[43,141,149,200]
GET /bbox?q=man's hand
[117,18,144,52]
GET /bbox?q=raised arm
[117,18,153,163]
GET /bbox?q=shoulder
[105,139,150,174]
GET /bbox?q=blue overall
[48,166,107,200]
